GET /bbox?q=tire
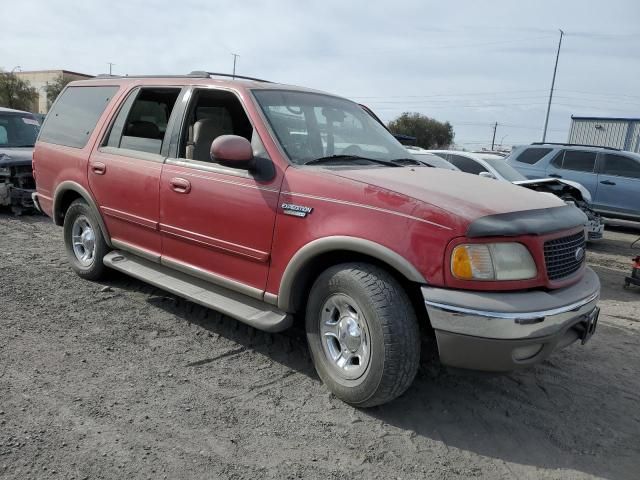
[305,262,420,407]
[63,199,109,280]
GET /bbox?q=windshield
[412,152,459,170]
[253,90,410,165]
[0,113,40,147]
[483,157,527,181]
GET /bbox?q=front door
[594,152,640,217]
[158,87,282,297]
[89,86,182,258]
[545,149,599,199]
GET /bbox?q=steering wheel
[285,105,303,115]
[341,144,364,156]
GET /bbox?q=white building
[14,70,93,114]
[568,116,640,153]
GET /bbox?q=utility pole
[542,29,564,142]
[231,53,240,79]
[107,62,115,75]
[491,122,498,150]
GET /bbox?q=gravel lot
[1,213,639,480]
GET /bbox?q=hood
[514,177,591,203]
[0,147,33,167]
[330,167,564,222]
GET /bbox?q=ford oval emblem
[575,247,585,263]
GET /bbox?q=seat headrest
[126,121,160,139]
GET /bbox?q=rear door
[594,152,640,218]
[545,149,599,198]
[89,86,182,259]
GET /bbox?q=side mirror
[210,135,253,169]
[479,171,496,180]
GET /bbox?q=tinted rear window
[561,150,596,173]
[39,86,119,148]
[601,153,640,179]
[447,154,486,175]
[516,147,552,164]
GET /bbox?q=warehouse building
[15,69,93,114]
[568,116,640,153]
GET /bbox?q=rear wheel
[63,199,109,280]
[305,263,420,407]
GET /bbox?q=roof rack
[89,72,272,82]
[531,142,620,151]
[188,71,272,83]
[93,73,210,79]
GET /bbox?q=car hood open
[0,147,33,167]
[330,166,565,223]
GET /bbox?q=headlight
[451,243,537,281]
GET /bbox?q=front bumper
[422,267,600,371]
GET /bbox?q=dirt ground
[0,213,639,480]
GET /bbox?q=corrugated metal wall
[568,119,629,148]
[629,122,640,153]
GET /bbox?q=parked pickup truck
[33,73,601,406]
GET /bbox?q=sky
[3,0,639,149]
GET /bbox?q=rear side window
[447,154,486,175]
[104,88,181,155]
[39,86,118,148]
[515,147,552,164]
[561,150,597,173]
[601,153,640,179]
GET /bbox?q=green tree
[44,74,72,108]
[0,70,37,111]
[388,112,454,149]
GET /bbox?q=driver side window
[179,89,255,163]
[447,155,486,175]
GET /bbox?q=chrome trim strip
[101,206,159,230]
[99,146,166,164]
[31,192,43,213]
[111,239,161,263]
[281,191,451,230]
[425,291,599,321]
[161,255,264,300]
[163,162,280,192]
[159,223,269,262]
[263,292,278,306]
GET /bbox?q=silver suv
[507,143,640,222]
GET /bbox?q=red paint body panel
[159,164,282,291]
[89,149,163,255]
[33,76,589,309]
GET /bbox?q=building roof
[15,69,93,78]
[571,115,640,122]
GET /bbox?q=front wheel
[305,263,420,407]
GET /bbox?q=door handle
[600,180,616,186]
[548,173,562,178]
[90,162,106,175]
[169,177,191,194]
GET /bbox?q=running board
[103,251,292,332]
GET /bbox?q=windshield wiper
[389,157,423,166]
[303,155,401,167]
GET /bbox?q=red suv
[33,72,600,406]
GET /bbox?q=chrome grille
[544,231,586,281]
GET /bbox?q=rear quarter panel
[33,83,127,218]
